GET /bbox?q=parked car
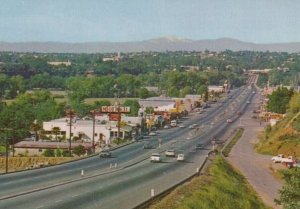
[150,153,162,162]
[177,154,185,161]
[271,154,294,163]
[149,132,156,136]
[99,151,111,158]
[165,150,176,157]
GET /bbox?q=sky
[1,0,300,43]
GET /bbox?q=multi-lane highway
[0,77,256,209]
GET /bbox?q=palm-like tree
[30,120,41,141]
[52,127,61,141]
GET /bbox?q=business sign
[109,113,121,121]
[101,106,130,113]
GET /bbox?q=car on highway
[178,124,185,128]
[195,143,205,149]
[143,143,153,149]
[99,151,111,158]
[189,124,198,129]
[226,119,233,123]
[149,132,156,136]
[246,100,251,104]
[150,153,162,162]
[177,154,185,161]
[165,150,176,157]
[163,125,170,129]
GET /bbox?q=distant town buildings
[47,60,71,66]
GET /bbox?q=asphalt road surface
[0,78,256,209]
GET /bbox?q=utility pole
[90,109,97,153]
[65,109,76,157]
[114,84,121,139]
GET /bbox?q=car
[163,125,170,129]
[246,100,251,104]
[165,150,176,157]
[226,119,233,123]
[189,125,195,129]
[195,143,205,149]
[237,111,241,116]
[177,154,185,161]
[149,132,156,136]
[143,143,153,149]
[99,151,111,158]
[179,124,185,128]
[150,153,162,162]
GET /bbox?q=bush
[73,145,85,156]
[43,149,55,157]
[55,149,62,157]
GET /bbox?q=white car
[165,150,176,157]
[149,132,156,136]
[179,124,185,128]
[226,119,233,123]
[150,153,162,162]
[163,125,170,129]
[177,154,185,161]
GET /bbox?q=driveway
[227,93,283,209]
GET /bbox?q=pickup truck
[271,154,294,163]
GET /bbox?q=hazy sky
[1,0,300,43]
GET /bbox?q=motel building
[42,113,142,145]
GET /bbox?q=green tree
[123,99,140,116]
[52,127,61,141]
[267,87,294,114]
[289,93,300,114]
[138,88,150,99]
[275,168,300,209]
[73,145,85,156]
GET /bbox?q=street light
[65,108,76,157]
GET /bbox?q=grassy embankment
[222,128,244,157]
[0,157,76,173]
[255,112,300,156]
[148,155,269,209]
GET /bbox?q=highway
[0,76,256,209]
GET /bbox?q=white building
[43,117,136,145]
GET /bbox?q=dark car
[195,143,205,149]
[143,143,153,149]
[99,151,111,158]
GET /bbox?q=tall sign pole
[66,109,76,157]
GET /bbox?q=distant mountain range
[1,36,300,53]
